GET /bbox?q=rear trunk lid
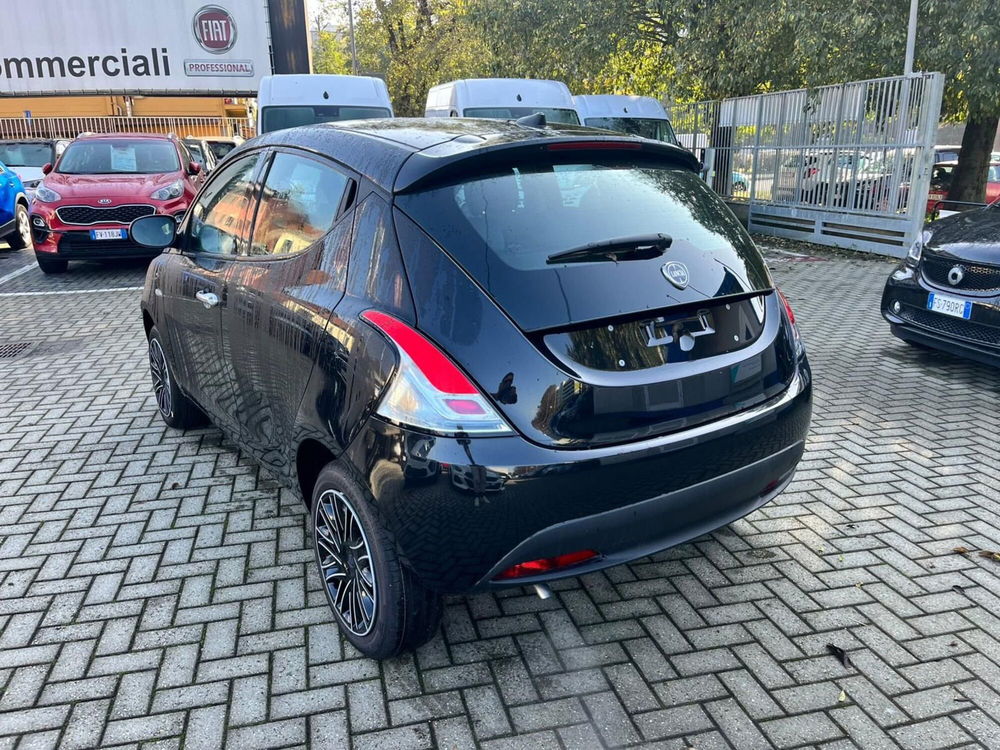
[395,145,797,447]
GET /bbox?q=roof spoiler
[394,136,701,194]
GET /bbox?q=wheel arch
[296,438,336,507]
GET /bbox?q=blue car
[0,160,32,250]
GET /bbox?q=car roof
[241,117,700,193]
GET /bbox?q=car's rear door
[222,148,354,470]
[158,150,265,435]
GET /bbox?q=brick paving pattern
[0,244,999,749]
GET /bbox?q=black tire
[35,256,68,274]
[311,463,442,659]
[7,203,32,250]
[147,326,208,429]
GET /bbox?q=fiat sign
[0,0,271,96]
[194,5,238,54]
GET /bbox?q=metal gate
[0,115,255,141]
[669,73,945,256]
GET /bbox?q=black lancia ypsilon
[882,204,1000,367]
[134,119,812,658]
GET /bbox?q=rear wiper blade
[546,233,672,264]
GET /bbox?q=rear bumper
[342,360,812,593]
[881,266,1000,368]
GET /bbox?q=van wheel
[148,326,207,429]
[311,463,442,659]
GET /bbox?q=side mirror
[42,163,52,175]
[188,161,202,176]
[131,214,177,250]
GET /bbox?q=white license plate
[927,292,972,320]
[90,228,127,240]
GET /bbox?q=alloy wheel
[16,209,31,247]
[314,489,377,636]
[148,338,173,419]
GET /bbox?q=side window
[187,153,261,255]
[248,152,349,256]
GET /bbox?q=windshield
[207,141,235,160]
[463,107,580,125]
[186,143,206,165]
[261,105,392,133]
[584,117,677,144]
[57,139,180,175]
[0,142,54,167]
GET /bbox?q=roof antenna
[515,113,547,129]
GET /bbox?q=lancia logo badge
[947,265,964,286]
[98,198,112,205]
[662,261,690,290]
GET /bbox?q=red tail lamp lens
[777,289,796,325]
[494,549,599,580]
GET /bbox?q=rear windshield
[398,158,769,285]
[57,139,180,175]
[0,142,54,167]
[261,105,392,132]
[464,107,580,125]
[584,117,677,144]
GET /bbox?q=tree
[313,31,351,75]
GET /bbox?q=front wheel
[147,326,207,429]
[7,204,32,250]
[311,463,441,659]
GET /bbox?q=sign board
[0,1,272,96]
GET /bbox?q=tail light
[494,549,599,580]
[361,310,513,435]
[776,289,795,325]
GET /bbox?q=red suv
[30,133,203,273]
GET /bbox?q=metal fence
[669,73,945,256]
[0,116,255,141]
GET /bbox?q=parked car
[204,136,245,161]
[0,139,70,199]
[926,161,1000,215]
[183,137,219,175]
[774,150,894,209]
[257,74,394,134]
[132,119,812,658]
[0,160,32,249]
[425,78,580,124]
[573,95,677,144]
[882,205,1000,367]
[30,133,204,273]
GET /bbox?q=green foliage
[312,31,351,75]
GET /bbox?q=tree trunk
[947,113,999,204]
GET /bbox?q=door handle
[195,290,220,308]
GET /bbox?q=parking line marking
[0,286,143,297]
[0,264,36,287]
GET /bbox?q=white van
[573,95,677,144]
[425,79,580,124]
[257,74,394,134]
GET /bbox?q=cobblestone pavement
[1,242,999,750]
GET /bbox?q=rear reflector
[547,141,642,151]
[494,549,599,580]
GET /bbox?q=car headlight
[906,229,931,265]
[151,180,184,201]
[34,184,61,203]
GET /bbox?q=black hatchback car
[882,205,1000,367]
[133,119,812,658]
